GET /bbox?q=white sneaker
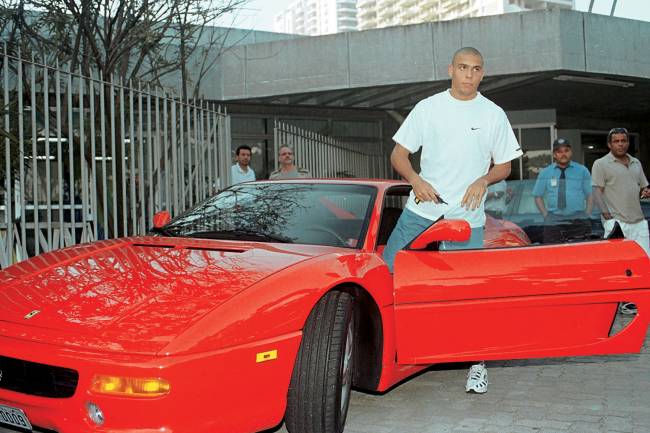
[465,363,488,394]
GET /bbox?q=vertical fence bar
[146,85,153,228]
[305,129,312,175]
[164,95,172,213]
[2,44,12,266]
[197,102,205,200]
[154,89,161,213]
[212,108,219,191]
[55,62,64,247]
[110,76,118,238]
[89,71,98,241]
[225,111,232,186]
[217,111,230,188]
[178,97,185,211]
[187,98,194,205]
[78,66,88,243]
[128,81,136,235]
[137,82,145,233]
[119,79,128,237]
[171,98,178,214]
[192,100,198,203]
[273,119,279,171]
[43,60,52,249]
[17,50,27,259]
[205,104,214,197]
[100,72,109,239]
[30,58,39,255]
[66,65,75,246]
[316,141,322,178]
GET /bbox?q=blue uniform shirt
[532,161,592,215]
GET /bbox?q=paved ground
[276,317,650,433]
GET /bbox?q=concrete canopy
[209,9,649,124]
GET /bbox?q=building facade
[274,0,358,36]
[214,9,649,180]
[357,0,574,30]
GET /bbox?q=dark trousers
[543,213,592,244]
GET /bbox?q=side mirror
[152,211,171,228]
[409,219,471,250]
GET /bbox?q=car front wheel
[286,291,355,433]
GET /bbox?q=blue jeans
[382,208,484,273]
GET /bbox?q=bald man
[382,47,523,394]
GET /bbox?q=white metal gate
[273,120,387,178]
[1,46,231,268]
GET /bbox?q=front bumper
[0,332,301,433]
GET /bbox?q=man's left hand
[461,177,489,210]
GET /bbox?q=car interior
[376,186,411,254]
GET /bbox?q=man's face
[608,133,629,157]
[279,147,294,166]
[447,53,484,100]
[553,146,572,166]
[236,149,252,167]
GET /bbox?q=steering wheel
[305,225,349,247]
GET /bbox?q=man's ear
[447,64,453,78]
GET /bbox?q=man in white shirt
[231,145,256,185]
[383,46,523,394]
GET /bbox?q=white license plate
[0,404,32,431]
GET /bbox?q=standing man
[269,145,311,179]
[231,145,256,185]
[532,138,593,243]
[592,127,650,314]
[382,47,522,394]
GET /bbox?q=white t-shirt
[231,163,256,185]
[393,90,522,228]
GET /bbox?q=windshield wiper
[186,229,293,243]
[149,226,177,237]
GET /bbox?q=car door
[393,238,650,365]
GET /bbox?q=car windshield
[157,183,376,248]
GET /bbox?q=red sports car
[1,179,648,433]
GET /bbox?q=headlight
[90,375,171,398]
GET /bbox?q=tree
[0,0,249,237]
[2,0,248,92]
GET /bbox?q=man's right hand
[411,176,443,204]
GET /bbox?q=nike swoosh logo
[471,127,480,130]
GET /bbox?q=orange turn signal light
[90,375,171,398]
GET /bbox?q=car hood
[0,237,325,355]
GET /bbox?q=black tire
[286,291,355,433]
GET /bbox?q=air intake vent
[0,355,79,398]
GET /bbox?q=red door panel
[393,240,650,365]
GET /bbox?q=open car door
[392,220,650,365]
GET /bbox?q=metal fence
[1,46,231,268]
[273,120,387,178]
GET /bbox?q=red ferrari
[1,179,648,433]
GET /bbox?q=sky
[216,0,650,32]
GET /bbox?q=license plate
[0,404,32,431]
